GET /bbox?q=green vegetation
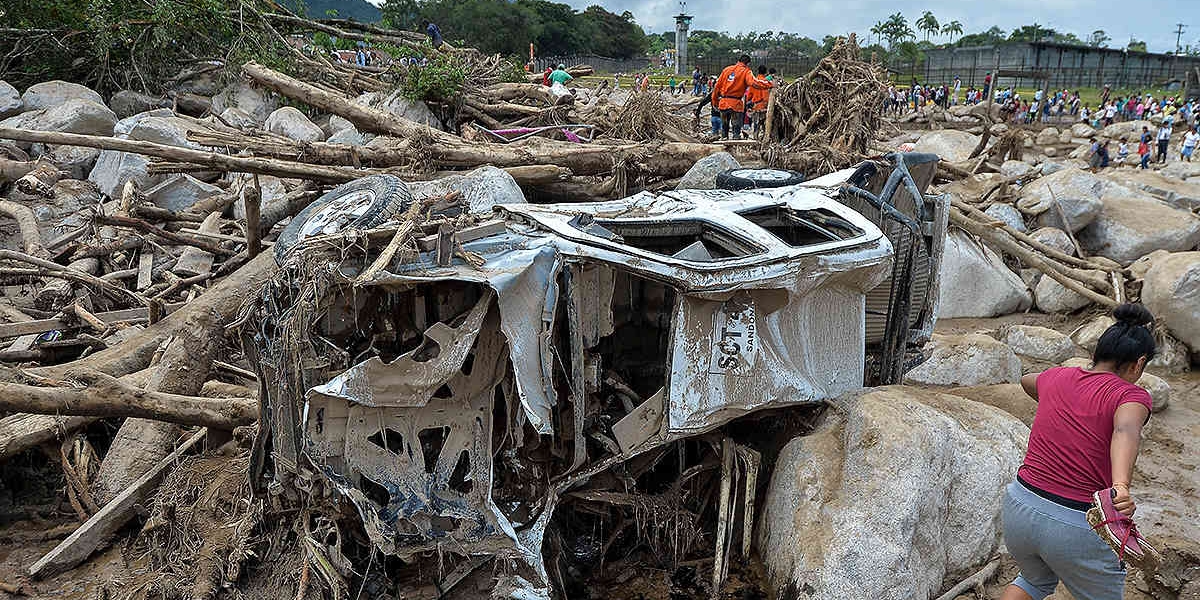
[284,0,382,22]
[0,0,294,93]
[380,0,648,59]
[395,51,468,102]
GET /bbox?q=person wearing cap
[549,64,573,86]
[711,54,772,140]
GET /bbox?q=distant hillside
[285,0,382,22]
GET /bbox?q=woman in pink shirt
[1001,304,1156,600]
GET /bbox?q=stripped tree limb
[0,369,255,429]
[0,250,147,307]
[0,200,50,258]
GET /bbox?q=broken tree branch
[0,370,255,428]
[0,200,50,258]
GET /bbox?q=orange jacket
[745,76,770,111]
[712,62,772,112]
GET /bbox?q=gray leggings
[719,109,744,139]
[1002,481,1125,600]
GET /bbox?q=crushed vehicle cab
[243,154,947,598]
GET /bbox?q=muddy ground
[0,313,1195,599]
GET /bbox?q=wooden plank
[0,413,95,461]
[0,304,185,339]
[29,428,207,579]
[415,219,507,252]
[136,249,154,291]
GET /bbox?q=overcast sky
[557,0,1195,54]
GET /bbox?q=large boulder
[326,127,365,146]
[0,99,116,137]
[0,81,21,118]
[108,90,171,119]
[1071,122,1098,138]
[999,160,1033,179]
[377,91,444,131]
[904,333,1023,386]
[1016,168,1104,232]
[1034,127,1060,146]
[264,106,324,142]
[218,107,258,130]
[676,152,741,190]
[39,144,101,180]
[19,80,104,111]
[1141,252,1200,354]
[211,80,278,125]
[406,166,526,215]
[1137,372,1170,413]
[1101,120,1153,140]
[1002,325,1078,363]
[937,230,1032,318]
[88,114,198,198]
[914,130,979,163]
[1029,226,1076,255]
[984,203,1027,232]
[1076,186,1200,265]
[1070,315,1115,352]
[1033,271,1098,313]
[1160,162,1200,182]
[759,386,1027,600]
[143,174,222,212]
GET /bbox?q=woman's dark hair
[1093,303,1157,367]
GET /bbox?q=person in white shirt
[1182,127,1199,162]
[1156,120,1173,163]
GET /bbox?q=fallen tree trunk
[0,370,255,429]
[0,200,50,258]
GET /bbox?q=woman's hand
[1112,485,1136,517]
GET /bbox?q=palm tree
[883,12,913,49]
[917,11,939,42]
[870,20,885,47]
[941,20,964,44]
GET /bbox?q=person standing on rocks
[1181,126,1198,162]
[711,54,773,140]
[1000,303,1157,600]
[1156,119,1173,164]
[1138,127,1152,170]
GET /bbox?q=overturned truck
[241,153,948,598]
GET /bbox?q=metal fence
[533,55,651,74]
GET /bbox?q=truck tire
[275,175,413,265]
[715,168,806,190]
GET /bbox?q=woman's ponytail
[1093,303,1157,367]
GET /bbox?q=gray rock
[1016,168,1105,232]
[211,80,278,125]
[1141,251,1200,355]
[1033,270,1099,313]
[914,130,980,163]
[984,203,1027,232]
[1071,122,1097,138]
[231,175,290,220]
[172,62,223,97]
[88,115,198,198]
[40,145,101,180]
[1076,186,1200,265]
[406,166,526,215]
[0,81,21,118]
[1029,227,1076,255]
[759,387,1027,600]
[1034,127,1060,146]
[1000,160,1032,179]
[373,91,443,131]
[1058,130,1074,145]
[264,106,324,142]
[143,174,222,212]
[1137,372,1170,413]
[326,127,365,146]
[676,152,741,190]
[1149,333,1191,374]
[20,80,104,111]
[1070,315,1115,352]
[1039,161,1068,176]
[1129,249,1172,280]
[1160,162,1200,181]
[327,115,356,135]
[113,108,174,137]
[0,99,116,137]
[108,90,171,119]
[1042,146,1059,158]
[905,333,1023,386]
[1002,325,1077,363]
[937,230,1032,319]
[218,107,258,130]
[1101,120,1153,140]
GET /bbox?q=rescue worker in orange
[712,54,773,139]
[744,65,771,138]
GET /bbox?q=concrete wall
[923,43,1200,90]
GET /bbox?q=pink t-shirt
[1018,367,1152,503]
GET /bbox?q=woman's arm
[1110,401,1151,516]
[1020,372,1039,401]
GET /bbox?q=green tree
[916,11,939,42]
[956,26,1006,47]
[882,12,914,49]
[1089,29,1111,48]
[870,20,885,47]
[1126,39,1147,52]
[941,20,963,44]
